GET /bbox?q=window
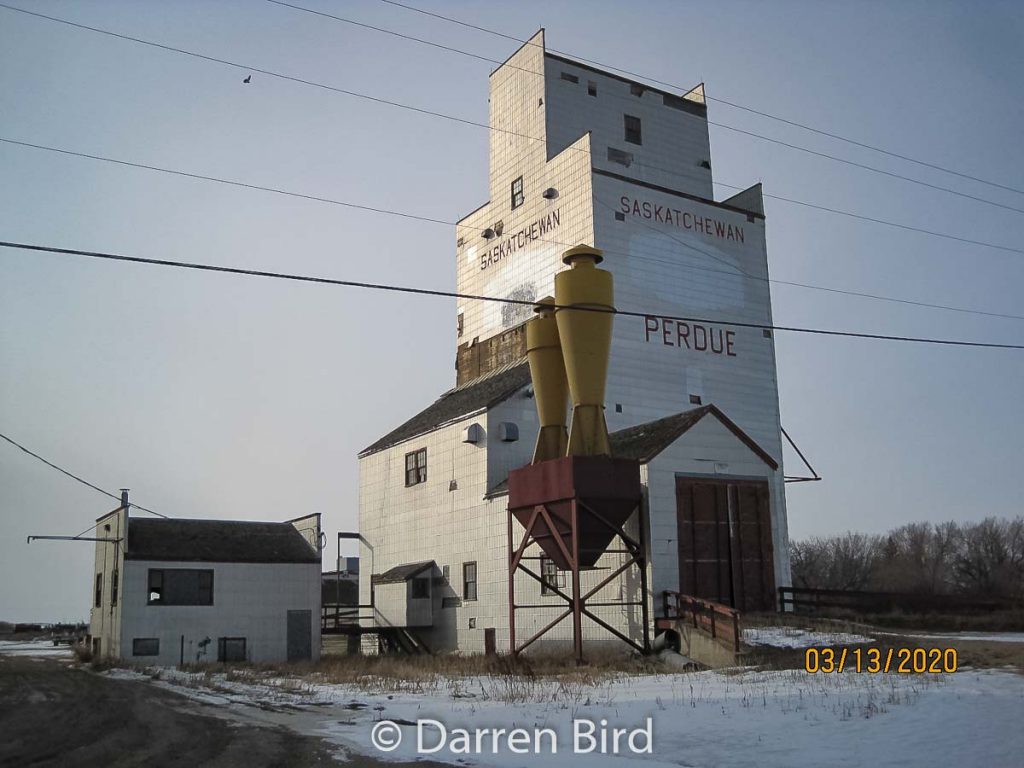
[560,71,579,84]
[463,562,478,601]
[94,573,102,608]
[457,312,464,338]
[217,637,247,663]
[147,569,214,606]
[404,448,427,487]
[132,638,159,657]
[689,394,702,405]
[511,176,524,210]
[587,81,597,96]
[442,564,450,583]
[540,557,564,595]
[111,569,119,607]
[607,147,633,167]
[624,114,642,145]
[411,577,430,599]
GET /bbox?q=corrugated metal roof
[125,518,319,564]
[359,362,531,457]
[371,560,436,585]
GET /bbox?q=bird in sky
[243,75,251,84]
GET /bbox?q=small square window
[763,329,773,338]
[405,448,427,487]
[411,577,430,599]
[587,81,597,96]
[615,403,623,413]
[689,394,702,405]
[624,114,642,145]
[511,176,524,210]
[217,637,247,663]
[132,638,159,657]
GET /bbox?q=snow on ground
[0,640,74,659]
[878,631,1024,644]
[743,626,874,648]
[124,663,1024,768]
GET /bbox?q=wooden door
[676,478,775,611]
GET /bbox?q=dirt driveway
[0,654,450,767]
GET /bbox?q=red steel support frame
[508,497,650,663]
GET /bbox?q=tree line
[790,517,1024,601]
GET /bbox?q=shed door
[287,609,312,661]
[676,478,775,611]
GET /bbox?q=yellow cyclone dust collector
[555,245,614,457]
[526,296,569,463]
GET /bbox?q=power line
[4,2,1022,222]
[3,135,1023,322]
[2,239,1022,350]
[588,196,1024,322]
[0,431,166,519]
[267,0,1024,233]
[267,0,1024,217]
[374,0,1024,197]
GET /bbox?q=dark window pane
[148,569,213,606]
[132,638,159,656]
[218,637,246,662]
[463,562,477,601]
[511,176,524,209]
[94,573,102,608]
[624,114,642,145]
[411,578,429,599]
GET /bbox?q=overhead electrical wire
[266,0,1024,217]
[268,0,1024,234]
[4,134,1019,323]
[0,431,167,519]
[3,135,1022,322]
[373,0,1024,197]
[3,1,1023,222]
[2,240,1022,350]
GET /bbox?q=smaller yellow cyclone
[525,296,569,463]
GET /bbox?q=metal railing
[662,591,741,655]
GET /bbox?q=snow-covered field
[0,639,74,659]
[104,659,1024,767]
[742,627,875,648]
[8,634,1022,766]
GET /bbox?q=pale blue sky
[1,0,1022,621]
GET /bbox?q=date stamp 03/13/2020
[804,647,958,674]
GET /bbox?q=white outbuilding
[89,500,322,666]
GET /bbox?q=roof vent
[462,423,484,444]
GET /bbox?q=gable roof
[359,362,531,457]
[486,404,777,498]
[609,404,778,469]
[371,560,436,585]
[125,518,319,564]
